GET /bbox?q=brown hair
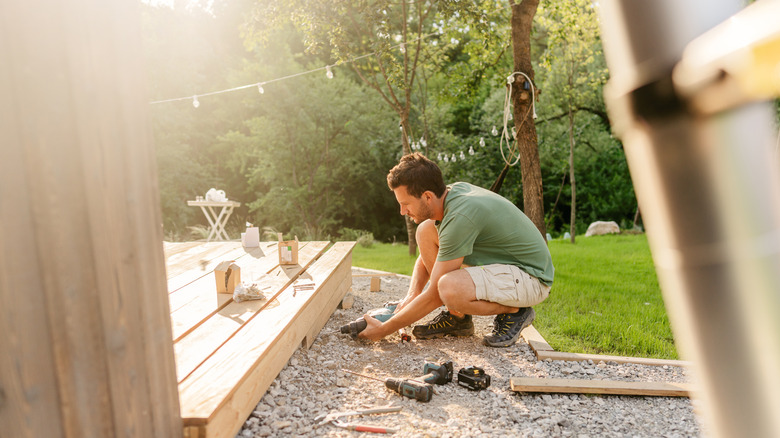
[386,152,446,198]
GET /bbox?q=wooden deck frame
[163,241,355,438]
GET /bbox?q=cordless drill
[341,369,434,402]
[420,361,454,385]
[340,301,399,339]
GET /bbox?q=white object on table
[187,200,241,241]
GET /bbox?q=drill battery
[457,366,491,391]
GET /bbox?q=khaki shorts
[465,264,550,308]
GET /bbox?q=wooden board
[521,325,554,353]
[510,377,692,397]
[166,244,257,292]
[535,350,691,368]
[165,241,355,438]
[521,325,690,368]
[164,242,242,279]
[1,2,181,436]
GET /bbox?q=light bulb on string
[508,111,513,120]
[479,137,485,147]
[491,126,498,136]
[444,155,449,163]
[400,43,406,53]
[257,83,265,94]
[451,154,457,162]
[326,65,334,79]
[469,146,475,156]
[512,127,517,139]
[420,138,427,148]
[192,96,200,108]
[437,153,443,161]
[459,151,466,160]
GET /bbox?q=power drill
[340,301,399,339]
[420,361,453,385]
[341,369,434,402]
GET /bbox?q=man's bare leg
[397,220,439,311]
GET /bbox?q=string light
[149,29,445,106]
[192,96,200,108]
[468,146,475,155]
[491,126,498,136]
[444,155,449,163]
[459,151,466,160]
[257,83,265,94]
[437,152,443,160]
[451,153,457,162]
[400,43,406,53]
[479,137,485,147]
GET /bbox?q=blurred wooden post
[0,1,182,437]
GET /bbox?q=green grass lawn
[351,234,678,359]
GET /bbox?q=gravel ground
[236,268,704,438]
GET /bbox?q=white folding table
[187,200,241,241]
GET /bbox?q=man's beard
[409,203,433,224]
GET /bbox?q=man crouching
[359,152,554,347]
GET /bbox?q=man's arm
[359,256,464,341]
[395,255,430,313]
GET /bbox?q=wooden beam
[520,325,690,368]
[536,350,691,368]
[510,377,693,397]
[521,325,554,353]
[0,1,181,436]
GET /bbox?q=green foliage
[339,228,375,248]
[222,72,399,240]
[142,0,641,244]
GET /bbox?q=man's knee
[437,271,472,310]
[416,219,437,245]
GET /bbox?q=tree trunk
[568,106,576,243]
[509,0,546,238]
[400,114,418,256]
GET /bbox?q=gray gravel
[236,268,704,437]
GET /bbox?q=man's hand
[357,314,386,341]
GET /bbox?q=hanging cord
[499,72,537,166]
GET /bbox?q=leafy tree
[536,0,607,242]
[219,72,398,240]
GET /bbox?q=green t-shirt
[435,182,554,286]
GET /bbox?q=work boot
[483,307,535,347]
[412,310,474,339]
